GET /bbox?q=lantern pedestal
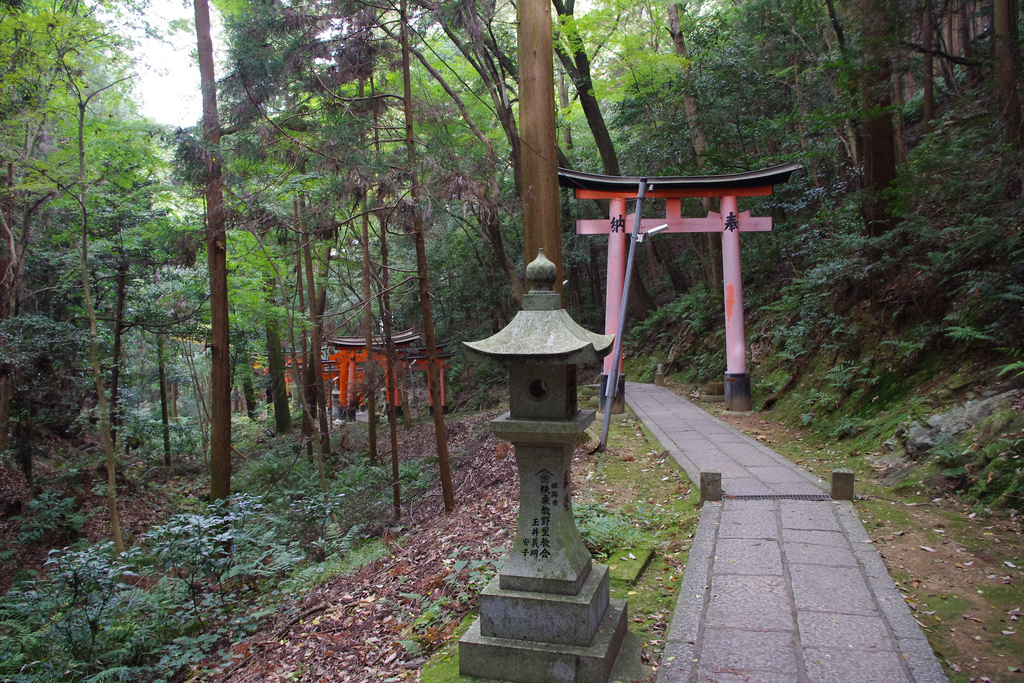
[459,250,626,683]
[459,410,627,682]
[460,598,627,683]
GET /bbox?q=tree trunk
[480,208,524,307]
[0,379,12,455]
[668,3,722,288]
[552,0,619,177]
[280,260,333,510]
[993,0,1023,150]
[402,0,455,512]
[652,239,688,294]
[76,99,125,553]
[108,262,127,448]
[892,74,909,168]
[398,40,524,307]
[301,203,331,457]
[183,342,210,463]
[294,213,315,456]
[195,0,231,501]
[557,70,575,152]
[959,1,978,85]
[520,0,562,291]
[242,358,258,421]
[922,0,935,130]
[314,246,332,448]
[265,282,292,434]
[627,266,656,320]
[858,0,898,237]
[0,168,15,451]
[361,206,378,465]
[398,354,412,429]
[158,333,172,466]
[378,215,402,518]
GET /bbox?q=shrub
[15,491,88,546]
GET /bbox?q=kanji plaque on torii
[559,163,801,412]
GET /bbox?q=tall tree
[265,280,292,434]
[520,0,562,288]
[856,0,898,236]
[65,68,128,553]
[300,200,332,457]
[552,0,620,177]
[667,2,721,287]
[992,0,1023,150]
[376,210,403,517]
[361,207,379,464]
[402,0,455,512]
[921,0,935,131]
[194,0,232,501]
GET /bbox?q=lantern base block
[480,563,610,646]
[460,597,627,683]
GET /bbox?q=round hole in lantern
[528,379,548,400]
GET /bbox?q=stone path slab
[623,383,947,683]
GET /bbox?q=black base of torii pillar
[559,164,800,412]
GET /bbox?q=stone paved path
[624,383,947,683]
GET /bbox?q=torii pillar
[560,164,801,412]
[601,198,628,413]
[719,194,750,410]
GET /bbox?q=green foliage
[233,442,436,549]
[0,314,90,439]
[0,543,149,683]
[0,491,376,682]
[15,491,88,546]
[630,284,724,382]
[931,425,1024,511]
[573,501,646,558]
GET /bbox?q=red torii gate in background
[325,330,453,419]
[559,163,800,412]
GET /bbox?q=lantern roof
[463,250,614,366]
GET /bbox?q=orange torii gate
[559,163,800,412]
[326,330,453,419]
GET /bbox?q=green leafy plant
[0,543,151,683]
[15,491,89,546]
[574,502,646,558]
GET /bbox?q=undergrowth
[0,428,437,682]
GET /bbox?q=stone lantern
[459,250,628,683]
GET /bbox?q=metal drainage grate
[724,494,832,501]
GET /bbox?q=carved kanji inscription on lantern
[522,469,558,560]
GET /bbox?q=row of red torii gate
[282,329,453,419]
[276,162,799,418]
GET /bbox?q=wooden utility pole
[519,0,561,291]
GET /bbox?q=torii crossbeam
[559,163,800,412]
